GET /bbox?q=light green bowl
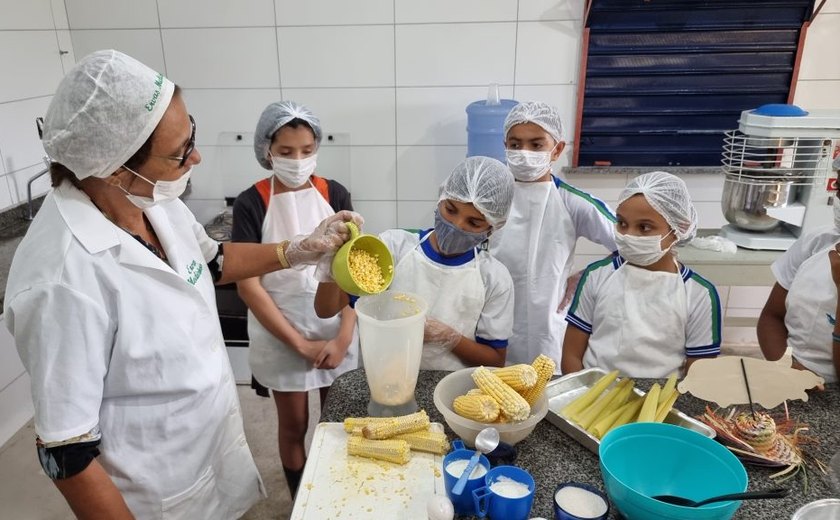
[331,222,394,296]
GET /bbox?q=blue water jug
[466,84,518,163]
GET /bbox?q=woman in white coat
[232,101,358,497]
[489,102,616,372]
[3,50,360,520]
[758,169,840,383]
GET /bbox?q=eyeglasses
[151,115,196,168]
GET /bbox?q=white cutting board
[291,422,447,519]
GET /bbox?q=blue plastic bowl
[599,423,747,520]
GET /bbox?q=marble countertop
[321,369,839,520]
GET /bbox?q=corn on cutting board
[291,422,446,519]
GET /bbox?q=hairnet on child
[618,171,698,245]
[41,49,175,180]
[254,101,322,169]
[503,101,565,144]
[438,156,515,230]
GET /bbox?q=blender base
[720,224,797,251]
[367,398,419,417]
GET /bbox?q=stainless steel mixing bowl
[721,177,798,231]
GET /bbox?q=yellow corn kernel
[491,364,538,391]
[466,388,485,396]
[343,416,392,433]
[348,249,386,293]
[520,354,556,406]
[472,366,531,422]
[362,410,430,440]
[454,394,501,423]
[393,429,450,455]
[347,436,410,465]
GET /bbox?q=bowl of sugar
[554,482,609,520]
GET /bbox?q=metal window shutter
[576,0,815,167]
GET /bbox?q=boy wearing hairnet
[488,101,616,372]
[561,172,722,378]
[232,101,358,497]
[316,156,515,370]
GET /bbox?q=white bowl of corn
[433,357,552,447]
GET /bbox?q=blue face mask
[433,208,490,256]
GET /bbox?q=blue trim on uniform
[348,294,359,309]
[552,175,617,223]
[476,337,508,349]
[688,271,722,347]
[686,344,721,357]
[679,263,692,282]
[418,228,476,266]
[612,253,625,269]
[565,312,593,334]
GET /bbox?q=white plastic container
[355,291,428,416]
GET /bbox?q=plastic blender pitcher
[355,291,428,416]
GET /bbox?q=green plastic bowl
[599,422,747,520]
[331,222,394,296]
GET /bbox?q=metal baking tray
[544,367,715,454]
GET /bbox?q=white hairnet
[438,156,515,229]
[41,50,175,180]
[504,101,565,144]
[618,171,698,245]
[254,101,322,169]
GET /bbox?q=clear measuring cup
[355,291,428,416]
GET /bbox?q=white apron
[583,262,687,378]
[785,246,838,382]
[248,178,359,391]
[389,232,485,371]
[490,181,576,371]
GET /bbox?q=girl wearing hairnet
[758,158,840,383]
[488,101,616,372]
[231,101,359,497]
[561,171,722,378]
[316,156,516,370]
[4,51,362,519]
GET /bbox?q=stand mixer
[354,291,428,417]
[720,105,840,250]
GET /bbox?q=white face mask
[834,200,840,230]
[615,230,674,266]
[120,165,192,209]
[271,153,317,188]
[505,149,552,182]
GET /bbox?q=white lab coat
[489,176,616,371]
[247,179,358,391]
[4,183,264,519]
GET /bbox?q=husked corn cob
[347,436,410,464]
[491,364,538,391]
[343,416,392,433]
[466,388,485,396]
[520,354,556,406]
[454,394,501,423]
[472,366,531,422]
[362,410,430,440]
[393,429,449,455]
[348,249,386,293]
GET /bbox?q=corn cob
[654,387,680,423]
[577,378,633,430]
[454,394,501,423]
[520,354,556,406]
[594,396,643,439]
[466,388,486,396]
[659,374,677,405]
[472,366,530,422]
[590,401,627,439]
[347,436,410,464]
[491,364,538,391]
[637,383,661,423]
[561,370,619,418]
[393,429,450,455]
[362,410,430,440]
[343,416,392,433]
